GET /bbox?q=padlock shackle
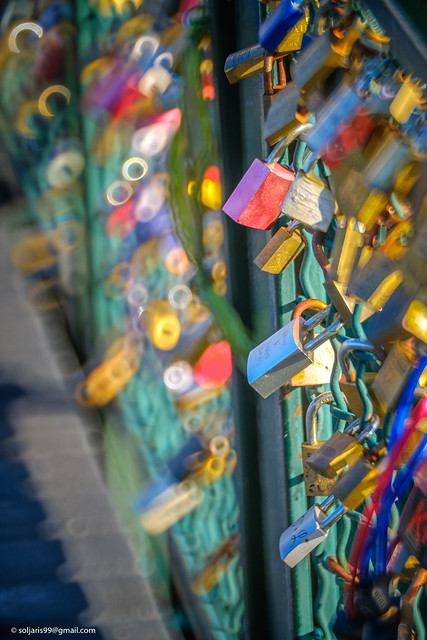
[338,339,376,381]
[306,391,334,445]
[322,503,347,530]
[320,494,335,512]
[304,317,344,352]
[266,122,314,164]
[344,417,362,435]
[356,413,380,443]
[302,306,330,332]
[292,299,328,321]
[286,219,301,234]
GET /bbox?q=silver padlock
[247,308,343,398]
[279,495,346,567]
[280,154,338,232]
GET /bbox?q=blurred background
[0,1,248,639]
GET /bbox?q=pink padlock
[222,123,311,230]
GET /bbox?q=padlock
[222,123,311,230]
[337,339,386,422]
[398,197,427,296]
[327,217,365,286]
[346,250,403,311]
[253,220,306,274]
[140,480,204,535]
[279,495,346,567]
[337,338,378,383]
[191,533,240,595]
[301,391,336,496]
[390,76,423,124]
[331,455,379,510]
[372,341,415,411]
[291,21,362,98]
[303,82,367,158]
[141,299,181,351]
[335,166,389,231]
[224,43,274,84]
[362,132,421,197]
[320,109,378,170]
[377,219,412,262]
[11,233,57,274]
[247,307,343,398]
[364,284,427,346]
[281,154,338,232]
[75,337,140,407]
[311,231,372,325]
[306,415,379,480]
[289,300,336,387]
[258,0,307,53]
[264,82,310,146]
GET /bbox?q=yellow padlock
[145,300,181,350]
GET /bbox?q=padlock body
[247,317,312,398]
[254,226,305,274]
[346,251,403,310]
[331,458,379,510]
[291,33,342,96]
[223,158,294,230]
[281,172,337,232]
[302,442,335,496]
[372,342,414,411]
[304,84,364,157]
[364,285,427,346]
[327,217,365,286]
[289,340,334,386]
[224,44,265,84]
[279,504,328,567]
[259,1,303,53]
[264,84,302,146]
[306,430,363,479]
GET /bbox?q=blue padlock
[259,0,305,53]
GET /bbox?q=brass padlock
[291,23,361,99]
[224,43,266,84]
[306,415,379,480]
[390,76,423,124]
[327,217,365,286]
[253,220,306,274]
[311,231,372,325]
[371,340,415,411]
[140,480,203,535]
[364,284,427,346]
[335,167,388,230]
[346,250,403,312]
[281,155,338,232]
[301,391,336,496]
[331,455,379,510]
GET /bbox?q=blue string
[388,353,427,448]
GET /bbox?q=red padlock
[222,123,311,230]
